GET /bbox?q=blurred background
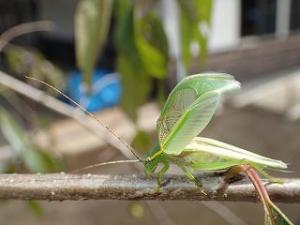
[0,0,299,224]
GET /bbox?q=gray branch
[0,70,135,160]
[0,173,299,202]
[0,21,54,51]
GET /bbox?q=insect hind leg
[177,164,207,195]
[250,163,284,184]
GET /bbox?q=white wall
[209,0,241,52]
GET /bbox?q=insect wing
[157,87,197,145]
[185,137,287,169]
[163,91,220,155]
[157,73,240,155]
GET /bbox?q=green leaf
[4,45,65,90]
[36,148,64,172]
[265,202,294,225]
[114,3,151,121]
[114,1,136,58]
[0,109,61,173]
[117,54,151,121]
[134,10,168,79]
[26,200,43,217]
[75,0,112,88]
[0,109,32,156]
[131,130,152,154]
[180,13,195,68]
[114,2,169,120]
[157,73,240,155]
[177,0,213,68]
[129,202,144,218]
[157,79,166,108]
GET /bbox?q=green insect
[143,73,285,184]
[142,73,293,225]
[27,73,294,225]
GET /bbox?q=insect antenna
[25,76,145,162]
[72,159,141,172]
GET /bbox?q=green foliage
[128,202,145,219]
[265,202,294,225]
[75,0,113,88]
[178,0,213,67]
[26,200,44,217]
[74,0,213,148]
[114,1,169,120]
[134,8,168,79]
[117,54,151,121]
[0,108,62,173]
[74,0,213,121]
[4,45,64,90]
[114,2,151,120]
[131,130,152,154]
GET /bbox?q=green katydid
[27,73,294,225]
[142,73,293,225]
[143,73,286,181]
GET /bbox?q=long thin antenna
[25,76,144,162]
[72,159,141,172]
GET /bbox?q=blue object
[67,69,121,112]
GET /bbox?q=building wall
[209,0,241,52]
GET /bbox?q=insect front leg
[156,160,170,191]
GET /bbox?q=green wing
[157,73,240,155]
[184,137,287,169]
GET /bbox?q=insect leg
[147,149,164,162]
[176,164,207,195]
[156,160,170,191]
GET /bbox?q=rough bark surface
[0,173,299,202]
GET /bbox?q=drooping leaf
[264,202,294,225]
[177,0,213,68]
[0,108,61,173]
[114,1,169,121]
[131,129,152,154]
[36,147,64,172]
[114,0,137,60]
[26,200,43,217]
[156,79,166,108]
[4,45,65,90]
[128,202,145,219]
[134,9,168,79]
[114,3,152,121]
[157,73,240,155]
[75,0,113,88]
[238,164,294,225]
[117,54,151,121]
